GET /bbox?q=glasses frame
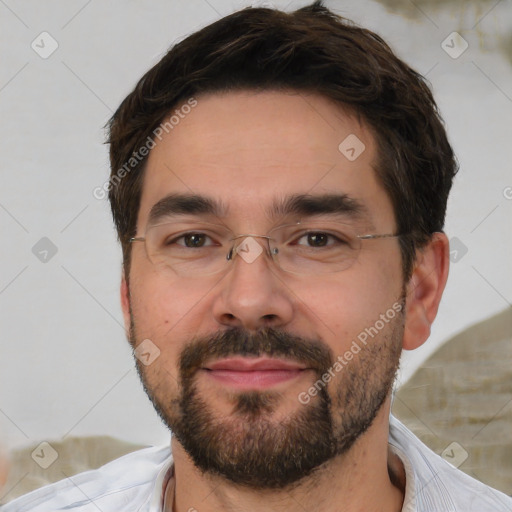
[129,220,404,276]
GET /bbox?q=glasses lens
[144,221,231,276]
[268,221,361,275]
[141,220,363,276]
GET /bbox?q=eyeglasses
[129,220,403,276]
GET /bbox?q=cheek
[129,272,215,363]
[294,260,402,350]
[131,270,206,326]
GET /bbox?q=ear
[120,267,131,339]
[402,232,450,350]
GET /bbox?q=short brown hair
[106,1,458,282]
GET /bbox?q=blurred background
[0,0,511,502]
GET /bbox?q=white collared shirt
[3,415,511,511]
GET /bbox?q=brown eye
[296,231,344,248]
[182,233,207,247]
[164,232,215,248]
[306,233,329,247]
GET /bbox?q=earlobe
[120,268,131,338]
[402,233,450,351]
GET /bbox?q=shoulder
[389,415,512,512]
[1,445,173,512]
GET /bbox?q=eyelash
[168,230,348,248]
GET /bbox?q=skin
[120,90,449,512]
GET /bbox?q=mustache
[179,326,334,379]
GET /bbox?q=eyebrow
[145,192,374,229]
[271,193,373,227]
[146,193,228,226]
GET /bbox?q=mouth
[201,357,311,390]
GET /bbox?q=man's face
[123,90,406,489]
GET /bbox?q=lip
[201,357,310,390]
[204,357,307,371]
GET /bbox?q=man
[5,1,511,511]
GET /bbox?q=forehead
[137,90,395,231]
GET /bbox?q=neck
[168,402,405,512]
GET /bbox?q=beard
[130,300,404,491]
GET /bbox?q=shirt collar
[148,456,174,512]
[389,443,417,512]
[152,447,414,512]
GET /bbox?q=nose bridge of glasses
[228,234,275,265]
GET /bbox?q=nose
[211,235,294,331]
